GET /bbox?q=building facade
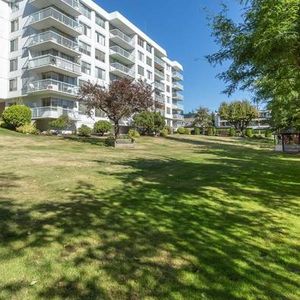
[0,0,184,130]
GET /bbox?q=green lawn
[0,127,299,300]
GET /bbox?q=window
[95,109,106,118]
[138,51,144,62]
[147,70,152,80]
[9,78,17,91]
[10,38,18,52]
[146,56,152,67]
[95,49,105,62]
[96,14,105,28]
[146,43,152,53]
[10,2,19,12]
[166,64,171,71]
[138,65,144,76]
[167,107,171,114]
[96,32,105,46]
[80,22,91,38]
[167,96,171,104]
[81,61,91,75]
[166,74,170,82]
[95,67,105,79]
[10,58,18,72]
[166,85,170,93]
[79,41,91,56]
[80,2,91,19]
[138,36,144,47]
[11,19,19,32]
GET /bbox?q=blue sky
[96,0,252,113]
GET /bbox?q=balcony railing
[27,31,79,52]
[172,103,184,110]
[110,46,134,62]
[28,55,81,74]
[155,94,165,104]
[27,79,78,96]
[30,7,81,33]
[31,106,79,120]
[173,114,184,120]
[155,69,164,79]
[110,29,133,45]
[173,93,184,100]
[29,0,79,10]
[110,62,135,77]
[173,82,184,90]
[172,71,183,81]
[154,56,164,67]
[154,81,164,91]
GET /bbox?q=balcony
[110,62,135,78]
[31,106,79,120]
[172,71,183,81]
[172,103,184,111]
[154,81,164,92]
[28,55,81,77]
[173,92,184,101]
[110,46,135,65]
[110,29,134,50]
[29,7,81,37]
[29,0,80,17]
[155,94,165,104]
[173,82,184,91]
[154,56,164,70]
[155,69,164,80]
[27,31,80,57]
[173,114,184,120]
[27,79,78,97]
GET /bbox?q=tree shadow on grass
[63,135,107,147]
[0,144,299,299]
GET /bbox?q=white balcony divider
[110,46,134,61]
[27,31,79,52]
[110,29,133,45]
[30,7,81,32]
[27,79,79,95]
[28,54,81,74]
[31,106,79,120]
[110,62,134,76]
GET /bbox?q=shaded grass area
[0,128,299,299]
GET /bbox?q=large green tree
[192,107,212,133]
[219,100,259,133]
[207,0,300,130]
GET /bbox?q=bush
[265,130,273,138]
[16,123,39,135]
[177,127,185,134]
[49,115,72,131]
[78,125,92,137]
[128,129,140,140]
[184,128,191,135]
[160,128,169,137]
[245,128,253,138]
[93,120,112,136]
[229,128,236,136]
[2,105,32,129]
[207,127,216,136]
[194,127,201,135]
[164,126,172,135]
[133,111,165,135]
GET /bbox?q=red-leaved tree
[78,78,154,139]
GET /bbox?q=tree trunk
[114,121,120,140]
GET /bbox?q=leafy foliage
[245,128,254,138]
[128,129,140,140]
[193,107,212,130]
[16,123,39,135]
[194,127,201,135]
[78,78,154,138]
[219,100,259,133]
[2,105,31,129]
[93,121,112,136]
[229,128,236,137]
[177,127,186,134]
[78,125,92,137]
[133,111,165,136]
[207,0,300,130]
[49,115,72,131]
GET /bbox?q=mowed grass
[0,127,299,300]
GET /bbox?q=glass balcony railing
[154,56,165,67]
[31,106,79,120]
[155,69,164,78]
[172,103,184,110]
[30,7,81,33]
[110,46,134,62]
[155,94,165,104]
[27,31,79,52]
[28,55,81,74]
[172,71,183,81]
[172,93,184,100]
[29,0,79,10]
[154,81,164,91]
[173,114,184,120]
[110,29,133,45]
[27,79,79,95]
[173,82,184,90]
[110,62,134,77]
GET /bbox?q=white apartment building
[0,0,184,131]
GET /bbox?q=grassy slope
[0,127,299,300]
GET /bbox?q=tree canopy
[133,111,165,136]
[207,0,300,130]
[78,78,154,138]
[192,107,212,131]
